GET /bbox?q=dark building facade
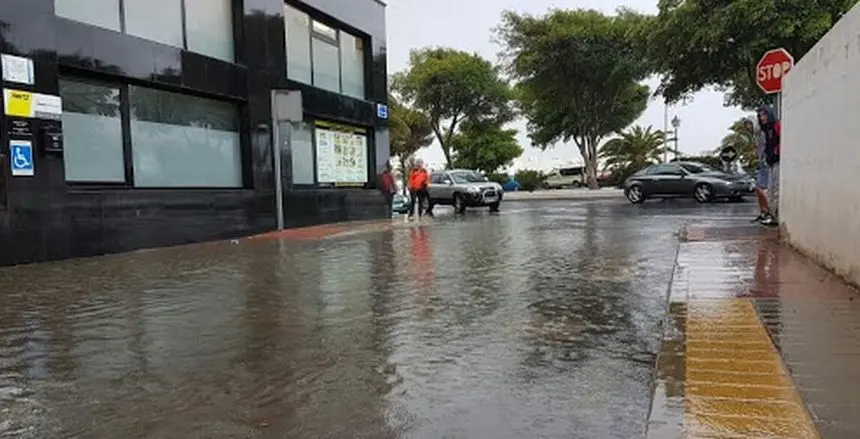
[0,0,390,265]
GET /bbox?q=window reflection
[59,80,126,183]
[129,86,242,188]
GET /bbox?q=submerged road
[0,198,756,439]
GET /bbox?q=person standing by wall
[379,161,396,219]
[748,115,773,223]
[757,106,781,227]
[407,159,430,220]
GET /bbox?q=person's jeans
[383,192,394,218]
[409,189,428,217]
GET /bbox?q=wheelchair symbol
[13,147,31,169]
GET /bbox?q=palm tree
[717,118,758,171]
[599,125,667,179]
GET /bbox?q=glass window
[339,32,365,99]
[679,162,715,174]
[311,20,337,41]
[450,171,485,183]
[312,37,340,93]
[54,0,121,32]
[129,86,242,188]
[59,80,126,182]
[184,0,234,62]
[290,122,314,184]
[651,164,683,175]
[124,0,184,48]
[284,5,312,84]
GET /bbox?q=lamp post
[671,115,681,159]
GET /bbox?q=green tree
[718,118,759,171]
[497,9,651,189]
[388,95,434,185]
[646,0,858,109]
[392,48,513,168]
[450,119,523,173]
[599,125,667,183]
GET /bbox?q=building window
[53,0,234,62]
[339,32,365,99]
[184,0,235,62]
[129,86,242,188]
[124,0,184,48]
[284,5,312,84]
[314,122,368,185]
[290,122,315,184]
[283,4,366,99]
[55,0,122,32]
[59,79,126,183]
[311,36,340,93]
[59,76,244,188]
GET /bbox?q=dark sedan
[623,161,755,204]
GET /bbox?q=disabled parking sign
[10,139,34,176]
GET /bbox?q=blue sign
[10,140,34,176]
[376,103,388,120]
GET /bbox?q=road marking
[684,299,820,438]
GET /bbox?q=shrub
[485,172,510,185]
[514,169,546,192]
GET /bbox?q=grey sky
[386,0,746,171]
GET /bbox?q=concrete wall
[781,3,860,285]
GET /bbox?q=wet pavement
[0,198,826,439]
[648,223,860,439]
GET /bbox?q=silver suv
[427,169,504,214]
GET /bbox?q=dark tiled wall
[0,0,389,266]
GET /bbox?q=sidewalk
[647,224,860,439]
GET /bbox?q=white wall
[781,3,860,285]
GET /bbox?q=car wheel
[625,185,645,204]
[572,181,582,188]
[694,183,714,203]
[453,193,467,214]
[488,202,500,212]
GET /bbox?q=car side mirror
[445,180,453,186]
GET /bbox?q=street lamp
[671,116,681,158]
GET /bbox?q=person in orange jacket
[407,159,431,219]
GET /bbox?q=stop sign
[756,48,794,94]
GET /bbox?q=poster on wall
[315,123,368,185]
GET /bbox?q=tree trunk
[585,138,600,189]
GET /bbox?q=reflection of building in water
[291,242,394,437]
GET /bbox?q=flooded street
[0,200,755,439]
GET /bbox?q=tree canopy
[599,125,666,182]
[718,118,759,171]
[392,48,513,168]
[389,94,433,161]
[496,9,651,188]
[450,119,523,173]
[647,0,858,109]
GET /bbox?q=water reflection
[0,202,708,438]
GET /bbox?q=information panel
[314,122,368,185]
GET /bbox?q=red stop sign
[756,48,794,94]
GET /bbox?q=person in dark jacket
[379,161,396,218]
[757,106,781,226]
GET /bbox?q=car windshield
[450,171,486,183]
[679,163,716,174]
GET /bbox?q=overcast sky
[385,0,747,171]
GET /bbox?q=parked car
[544,166,585,189]
[391,193,411,214]
[427,169,504,213]
[623,161,755,204]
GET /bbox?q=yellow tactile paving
[684,299,820,439]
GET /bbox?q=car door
[428,172,453,203]
[646,164,686,195]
